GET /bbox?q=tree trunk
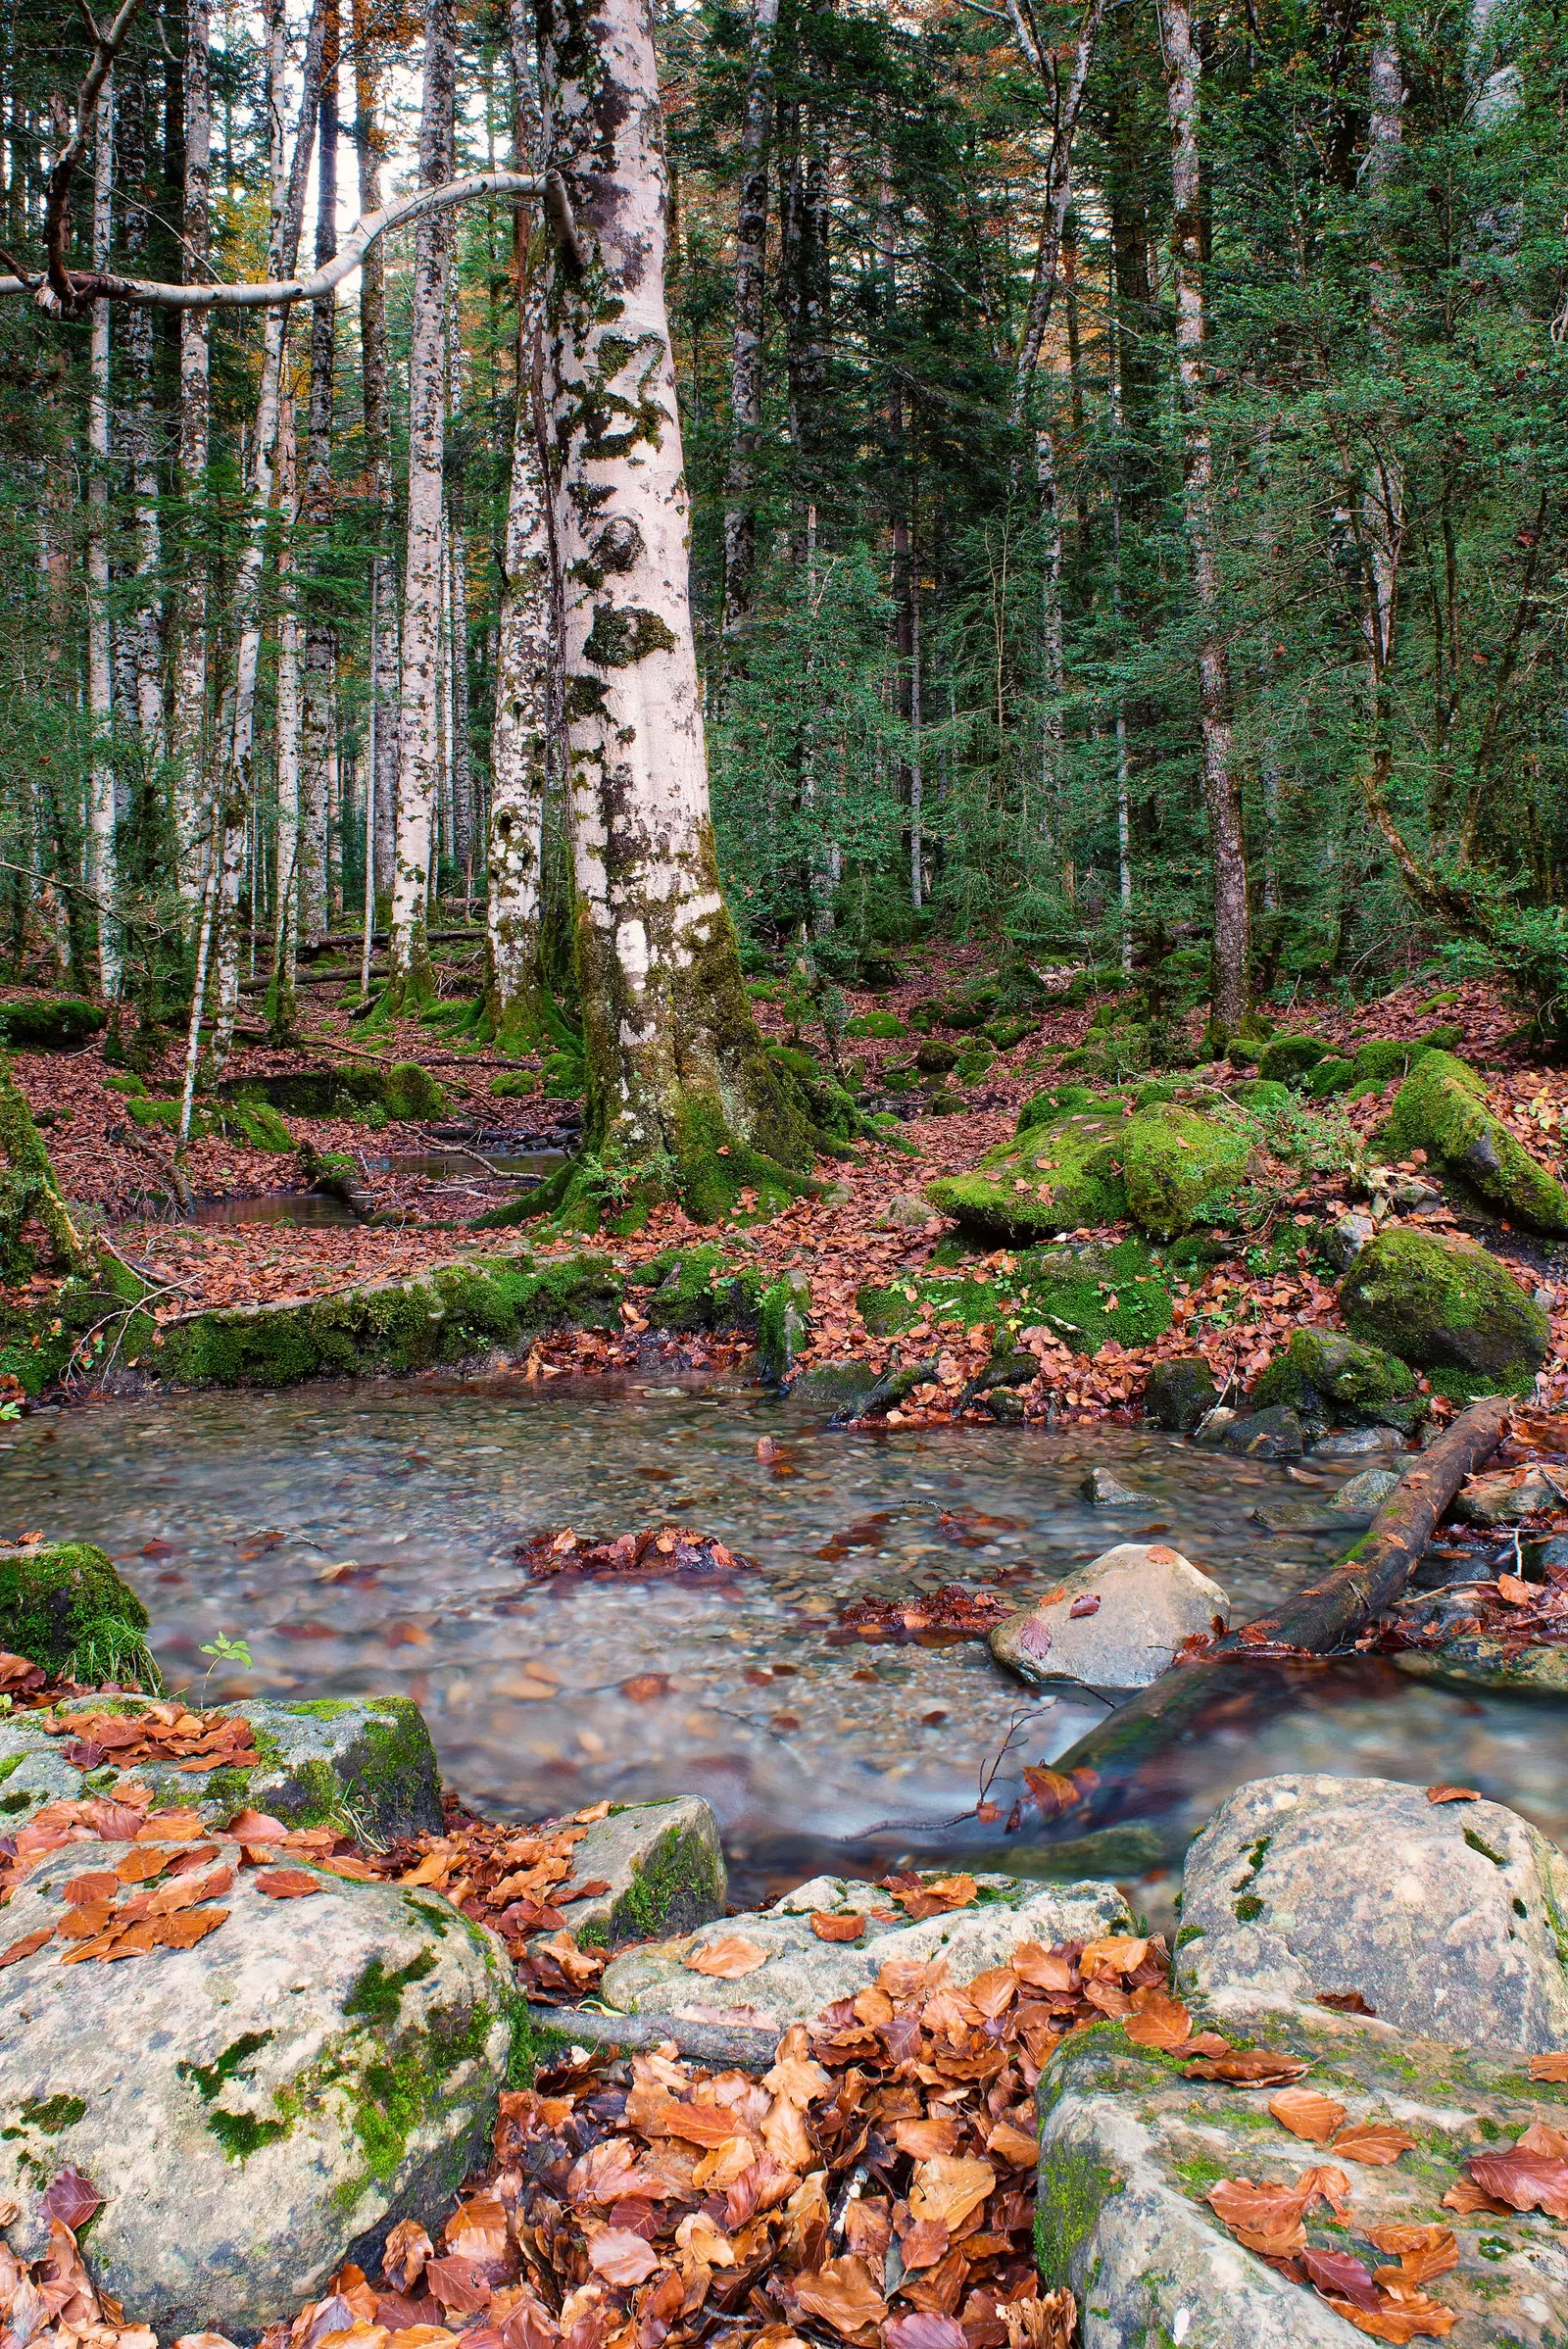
[118,64,164,759]
[1160,0,1249,1034]
[536,0,820,1221]
[385,0,456,1005]
[85,73,120,999]
[299,0,338,948]
[719,0,780,644]
[171,0,211,903]
[352,0,399,907]
[485,0,553,1046]
[445,283,474,895]
[271,388,303,1029]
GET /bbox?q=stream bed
[1,1376,1562,1910]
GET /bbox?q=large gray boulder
[1038,2000,1568,2346]
[598,1871,1130,2036]
[0,1834,513,2338]
[0,1694,443,1844]
[1175,1773,1568,2051]
[990,1542,1230,1691]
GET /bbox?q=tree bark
[85,73,120,999]
[171,0,211,902]
[719,0,780,644]
[386,0,456,1005]
[271,387,303,1031]
[117,63,164,759]
[351,0,399,907]
[1160,0,1249,1034]
[446,282,474,891]
[299,0,339,949]
[536,0,820,1220]
[485,0,553,1046]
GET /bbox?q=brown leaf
[1440,2178,1512,2218]
[586,2230,661,2288]
[683,1934,767,1978]
[0,1927,54,1969]
[894,2120,962,2160]
[1424,1786,1480,1804]
[1204,2178,1307,2255]
[44,2169,102,2230]
[1333,2123,1418,2166]
[226,1809,288,1840]
[1316,1990,1377,2016]
[1300,2248,1379,2312]
[883,2319,966,2349]
[255,1869,324,1899]
[790,2255,888,2340]
[1465,2141,1568,2219]
[1078,1936,1147,1981]
[1020,1768,1082,1820]
[1324,2282,1459,2340]
[1361,2225,1455,2264]
[908,2157,996,2231]
[152,1907,228,1950]
[1528,2052,1568,2082]
[985,2121,1039,2167]
[1267,2086,1348,2144]
[1298,2165,1354,2217]
[1184,2048,1307,2087]
[810,1913,866,1943]
[1122,1988,1192,2050]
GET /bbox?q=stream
[2,1377,1563,1914]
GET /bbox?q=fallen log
[1044,1392,1513,1814]
[526,2002,779,2070]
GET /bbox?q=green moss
[0,1541,153,1684]
[1234,1078,1292,1111]
[178,2030,282,2158]
[1119,1105,1251,1241]
[0,999,107,1050]
[19,2094,86,2130]
[1034,2133,1118,2288]
[637,1243,764,1334]
[931,1102,1247,1246]
[216,1094,294,1153]
[1298,1055,1360,1100]
[284,1698,357,1720]
[1463,1826,1508,1868]
[1382,1052,1568,1235]
[1256,1034,1331,1084]
[1252,1326,1424,1435]
[1234,1894,1264,1921]
[845,1010,906,1039]
[757,1271,809,1382]
[1017,1084,1102,1136]
[610,1819,726,1943]
[1340,1227,1548,1376]
[344,1949,439,2030]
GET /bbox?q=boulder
[1220,1405,1305,1460]
[1381,1051,1568,1235]
[1255,1033,1331,1085]
[1313,1425,1401,1457]
[990,1542,1230,1691]
[757,1268,809,1382]
[0,1695,444,1844]
[0,1834,514,2337]
[1250,1329,1425,1436]
[598,1871,1131,2036]
[1144,1356,1219,1433]
[639,1245,762,1333]
[1321,1208,1377,1269]
[0,1542,152,1687]
[545,1794,725,1949]
[785,1357,880,1413]
[1037,1999,1568,2348]
[1249,1464,1399,1534]
[1395,1638,1568,1697]
[871,1194,936,1231]
[1175,1773,1568,2051]
[1339,1228,1548,1384]
[928,1102,1249,1246]
[1078,1465,1150,1508]
[1454,1462,1568,1526]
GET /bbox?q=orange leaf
[1333,2123,1418,2166]
[684,1934,767,1978]
[1268,2085,1348,2144]
[908,2155,996,2230]
[1529,2052,1568,2082]
[255,1869,324,1899]
[587,2229,661,2287]
[1123,1988,1192,2049]
[1425,1786,1479,1804]
[809,1913,865,1943]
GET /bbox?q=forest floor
[6,936,1567,1420]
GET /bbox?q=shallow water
[1,1380,1562,1907]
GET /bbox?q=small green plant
[198,1632,252,1695]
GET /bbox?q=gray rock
[1144,1357,1219,1434]
[1247,1463,1399,1536]
[1078,1465,1150,1508]
[785,1357,879,1413]
[990,1542,1230,1691]
[1321,1207,1377,1269]
[1395,1639,1568,1699]
[1311,1425,1401,1458]
[1329,1464,1402,1516]
[1176,1772,1568,2051]
[1193,1406,1239,1444]
[873,1194,937,1232]
[1221,1405,1305,1460]
[0,1715,84,1825]
[547,1794,725,1949]
[1038,1998,1568,2347]
[599,1872,1130,2036]
[0,1834,513,2337]
[1454,1463,1568,1527]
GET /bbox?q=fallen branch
[1045,1393,1513,1806]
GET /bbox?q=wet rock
[598,1872,1131,2035]
[548,1795,725,1949]
[757,1268,810,1382]
[1454,1462,1568,1526]
[1220,1405,1305,1460]
[1311,1425,1401,1458]
[1340,1227,1548,1383]
[0,1835,514,2337]
[1078,1465,1150,1508]
[926,1102,1250,1246]
[986,1389,1026,1422]
[784,1357,879,1412]
[1321,1208,1377,1269]
[1248,1464,1399,1535]
[1144,1357,1218,1433]
[1037,2000,1568,2348]
[0,1540,152,1686]
[1251,1328,1424,1435]
[990,1542,1230,1692]
[1382,1050,1568,1235]
[1176,1773,1568,2051]
[1396,1639,1568,1698]
[1192,1406,1240,1443]
[1329,1463,1401,1515]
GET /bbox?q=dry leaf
[1204,2178,1307,2255]
[1464,2140,1568,2218]
[810,1913,865,1943]
[1333,2123,1418,2166]
[1424,1786,1479,1805]
[908,2156,996,2230]
[1184,2047,1307,2087]
[1122,1988,1192,2050]
[1528,2052,1568,2082]
[1300,2247,1379,2312]
[1267,2085,1348,2144]
[587,2229,661,2287]
[683,1934,768,1978]
[789,2254,887,2339]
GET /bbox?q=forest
[1,0,1568,2345]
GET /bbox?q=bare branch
[5,168,552,311]
[1008,0,1107,421]
[43,0,149,311]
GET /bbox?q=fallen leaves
[1424,1786,1480,1805]
[1206,2168,1461,2337]
[808,1912,865,1943]
[42,1702,260,1776]
[1183,2045,1308,2087]
[1267,2085,1348,2144]
[515,1526,756,1584]
[1461,2122,1568,2219]
[1333,2124,1420,2167]
[255,1869,323,1899]
[1121,1988,1192,2049]
[1527,2051,1568,2082]
[835,1586,1008,1644]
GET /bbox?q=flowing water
[1,1379,1562,1911]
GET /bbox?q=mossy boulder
[638,1244,764,1333]
[1016,1083,1101,1136]
[1297,1053,1359,1100]
[1352,1025,1462,1084]
[843,1009,906,1040]
[858,1235,1174,1357]
[785,1357,881,1413]
[0,998,108,1050]
[220,1060,446,1123]
[1395,1637,1568,1697]
[1254,1033,1330,1084]
[1119,1105,1251,1241]
[1250,1327,1425,1435]
[547,1795,726,1950]
[1144,1356,1219,1433]
[1233,1077,1292,1112]
[929,1102,1248,1246]
[1381,1051,1568,1234]
[0,1541,152,1685]
[216,1093,295,1152]
[1340,1227,1548,1380]
[0,1834,515,2338]
[757,1269,809,1382]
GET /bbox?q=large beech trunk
[299,3,340,948]
[351,0,399,906]
[171,0,211,901]
[537,0,817,1219]
[385,0,456,1003]
[1160,0,1249,1034]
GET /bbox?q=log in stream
[1043,1394,1513,1837]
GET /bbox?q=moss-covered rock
[1340,1227,1548,1379]
[1381,1051,1568,1234]
[220,1060,446,1123]
[1395,1637,1568,1697]
[1255,1033,1331,1084]
[551,1796,726,1949]
[216,1093,295,1152]
[0,998,108,1050]
[1298,1053,1359,1100]
[858,1235,1174,1357]
[929,1102,1248,1246]
[1254,1326,1424,1433]
[1016,1083,1102,1136]
[1233,1077,1292,1112]
[1119,1105,1251,1241]
[0,1541,153,1685]
[1144,1356,1219,1432]
[757,1269,809,1382]
[843,1009,906,1040]
[637,1244,765,1333]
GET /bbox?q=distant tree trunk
[1036,421,1065,842]
[1362,24,1403,693]
[445,285,474,893]
[720,0,780,645]
[484,0,552,1046]
[272,388,302,1027]
[385,0,455,1005]
[118,66,164,759]
[1159,0,1249,1032]
[536,0,819,1219]
[352,0,399,906]
[299,0,339,948]
[171,0,211,903]
[86,73,120,999]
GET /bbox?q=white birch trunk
[445,283,474,888]
[1159,0,1249,1031]
[538,0,818,1212]
[299,9,338,948]
[172,0,212,902]
[386,0,456,1002]
[1363,24,1404,683]
[272,394,303,1016]
[85,75,120,998]
[352,0,400,905]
